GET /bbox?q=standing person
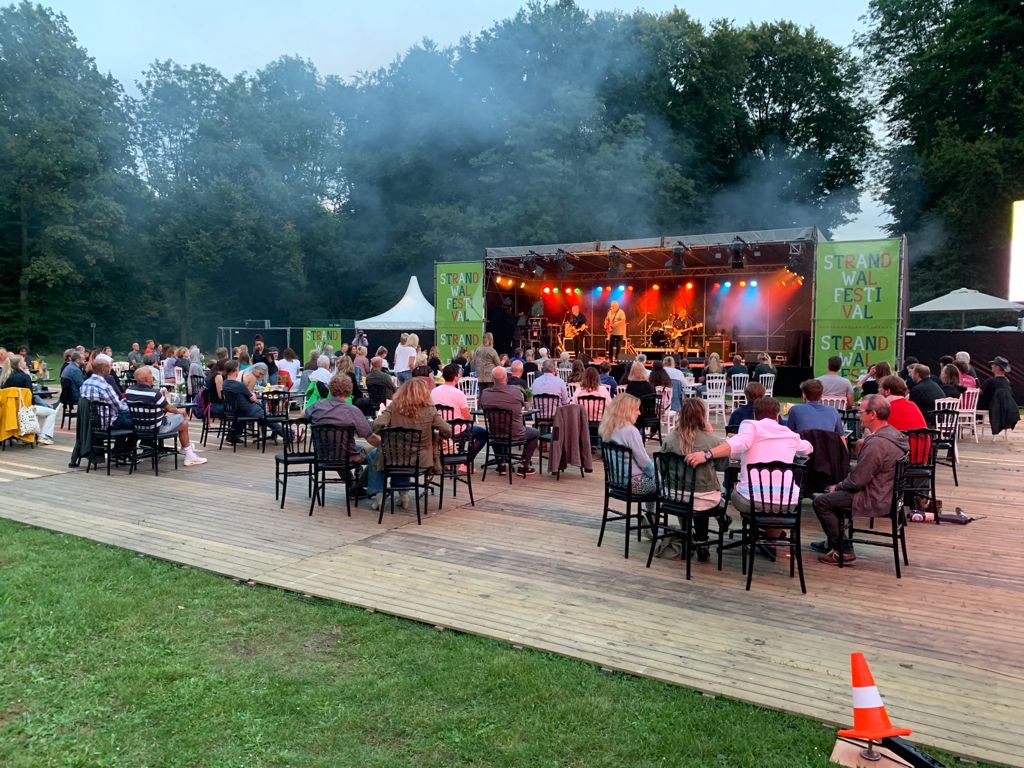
[816,355,855,408]
[810,394,909,564]
[393,333,416,384]
[565,304,588,358]
[605,300,626,361]
[977,356,1020,436]
[351,330,369,350]
[127,342,143,369]
[471,332,501,392]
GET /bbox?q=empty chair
[930,408,959,487]
[435,418,475,509]
[958,387,981,442]
[275,418,314,509]
[526,371,536,388]
[557,368,571,383]
[820,396,848,410]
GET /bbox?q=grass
[0,519,987,768]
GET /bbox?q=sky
[42,0,887,239]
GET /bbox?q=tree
[0,1,134,345]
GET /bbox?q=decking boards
[2,425,1022,766]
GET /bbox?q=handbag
[18,404,40,435]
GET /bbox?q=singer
[604,301,626,360]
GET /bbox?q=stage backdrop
[813,239,904,380]
[435,261,486,363]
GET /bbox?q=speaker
[706,338,728,358]
[618,354,637,364]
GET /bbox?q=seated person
[245,362,269,390]
[306,373,379,466]
[125,367,208,466]
[522,349,538,376]
[752,353,776,380]
[478,367,541,475]
[939,363,965,398]
[60,351,85,402]
[1,354,58,444]
[81,357,131,429]
[309,355,334,386]
[662,356,686,383]
[431,363,488,461]
[624,362,655,400]
[878,375,925,432]
[597,393,655,508]
[908,363,946,426]
[811,395,909,564]
[141,353,163,387]
[786,379,844,435]
[662,397,727,561]
[572,365,611,404]
[221,364,286,444]
[507,360,527,389]
[531,359,569,405]
[856,361,891,397]
[365,356,397,402]
[598,361,618,396]
[727,381,766,430]
[725,354,748,385]
[816,355,855,408]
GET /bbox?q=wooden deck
[2,421,1023,767]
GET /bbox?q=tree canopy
[9,0,1004,350]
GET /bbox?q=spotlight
[652,284,660,291]
[519,281,526,289]
[666,241,691,275]
[729,237,746,270]
[750,280,757,287]
[739,281,746,287]
[543,286,550,294]
[525,251,546,278]
[713,282,721,289]
[627,285,634,291]
[554,248,575,275]
[553,287,560,294]
[724,281,732,288]
[574,287,581,294]
[685,281,694,290]
[607,246,627,278]
[595,286,604,293]
[617,284,625,291]
[494,275,502,285]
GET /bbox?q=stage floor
[2,422,1021,766]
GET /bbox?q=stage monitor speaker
[618,354,637,365]
[706,338,729,359]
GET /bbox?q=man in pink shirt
[430,363,487,462]
[686,397,812,513]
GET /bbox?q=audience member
[598,361,618,396]
[727,381,766,430]
[816,355,854,408]
[624,362,655,400]
[531,359,569,404]
[125,367,207,465]
[878,375,926,431]
[478,367,540,475]
[978,356,1020,436]
[908,363,945,426]
[572,366,611,404]
[1,354,57,444]
[431,363,488,461]
[786,379,844,435]
[471,333,501,391]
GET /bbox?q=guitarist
[604,300,626,361]
[564,305,589,358]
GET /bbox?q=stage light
[555,248,575,275]
[574,287,581,294]
[519,281,526,289]
[666,242,691,275]
[685,281,694,290]
[739,281,746,287]
[607,246,627,277]
[729,236,747,269]
[617,284,625,291]
[525,252,545,278]
[553,287,560,294]
[605,286,611,291]
[494,275,502,285]
[595,286,603,293]
[713,282,721,289]
[652,284,660,290]
[627,285,634,291]
[724,281,732,288]
[543,286,551,294]
[750,280,757,287]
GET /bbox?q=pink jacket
[727,417,813,499]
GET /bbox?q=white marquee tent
[355,276,435,330]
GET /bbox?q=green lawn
[0,519,982,768]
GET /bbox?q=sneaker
[818,549,856,565]
[809,540,833,554]
[696,545,711,563]
[184,455,208,467]
[399,492,410,509]
[518,464,537,477]
[38,436,54,445]
[495,464,507,475]
[369,497,380,511]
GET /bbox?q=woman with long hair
[335,353,365,400]
[572,365,611,403]
[426,346,442,375]
[366,376,452,509]
[568,359,586,384]
[649,360,672,389]
[704,352,723,377]
[939,363,965,398]
[857,360,891,396]
[1,354,58,444]
[624,361,655,400]
[660,398,726,561]
[598,393,655,498]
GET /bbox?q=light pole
[90,322,96,348]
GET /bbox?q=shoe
[495,464,507,475]
[518,464,537,476]
[696,546,710,563]
[369,497,380,511]
[818,549,856,565]
[38,436,54,445]
[184,455,208,467]
[399,492,410,509]
[810,540,833,554]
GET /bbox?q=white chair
[557,367,571,383]
[704,374,727,424]
[457,378,479,410]
[656,385,675,432]
[729,373,749,412]
[958,387,981,442]
[820,396,848,410]
[526,371,536,388]
[759,372,775,397]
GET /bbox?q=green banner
[435,261,485,362]
[813,239,902,379]
[302,327,344,363]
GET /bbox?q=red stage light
[685,281,694,290]
[652,284,660,290]
[713,282,720,289]
[627,285,634,291]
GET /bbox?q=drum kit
[643,314,705,352]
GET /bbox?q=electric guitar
[564,321,588,339]
[672,322,704,336]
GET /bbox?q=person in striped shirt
[125,367,207,466]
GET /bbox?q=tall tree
[0,1,134,344]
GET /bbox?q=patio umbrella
[909,287,1024,328]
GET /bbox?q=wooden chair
[704,374,727,424]
[741,461,806,593]
[841,454,909,577]
[598,441,657,559]
[759,372,775,397]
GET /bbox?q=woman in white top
[393,333,417,384]
[277,347,302,390]
[597,393,655,498]
[572,366,611,404]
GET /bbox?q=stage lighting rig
[554,248,575,274]
[729,236,747,270]
[666,241,691,275]
[524,250,545,277]
[607,245,626,278]
[786,242,809,277]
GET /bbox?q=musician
[565,305,588,357]
[605,301,626,360]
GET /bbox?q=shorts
[159,412,185,436]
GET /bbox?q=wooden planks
[2,421,1022,767]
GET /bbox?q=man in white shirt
[309,355,333,386]
[662,356,686,383]
[685,397,812,513]
[605,300,626,360]
[816,355,855,408]
[531,359,569,404]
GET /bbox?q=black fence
[905,329,1024,404]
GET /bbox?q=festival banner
[302,326,343,363]
[813,239,902,379]
[435,261,485,362]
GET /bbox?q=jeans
[607,334,623,360]
[812,490,856,550]
[363,447,412,496]
[396,370,412,384]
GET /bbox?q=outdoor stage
[2,421,1021,766]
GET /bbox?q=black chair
[903,428,940,525]
[219,390,261,452]
[598,440,657,559]
[647,452,726,580]
[367,383,392,411]
[59,379,78,430]
[481,408,528,483]
[532,393,561,474]
[434,404,455,422]
[929,408,959,489]
[840,454,910,577]
[275,418,314,509]
[86,400,136,475]
[187,374,206,400]
[127,401,179,475]
[741,461,806,593]
[309,424,362,517]
[637,394,662,445]
[577,395,606,448]
[258,391,291,453]
[435,418,475,509]
[377,426,432,524]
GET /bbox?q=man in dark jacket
[978,356,1020,436]
[810,394,909,564]
[908,363,946,426]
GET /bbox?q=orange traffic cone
[838,653,912,761]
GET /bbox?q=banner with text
[435,261,485,362]
[813,239,902,379]
[302,327,344,364]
